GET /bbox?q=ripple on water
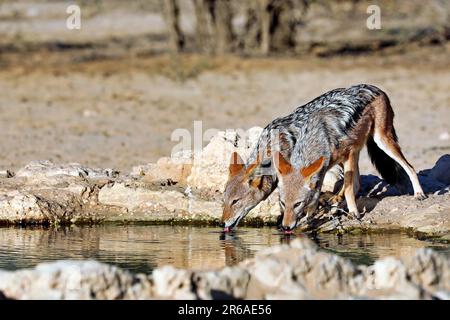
[0,225,448,274]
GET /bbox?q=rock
[196,267,250,299]
[186,129,249,197]
[98,182,189,215]
[152,266,197,299]
[318,192,450,235]
[404,206,450,234]
[0,170,14,178]
[148,264,251,300]
[0,238,447,300]
[185,195,223,219]
[0,189,88,224]
[0,191,47,223]
[405,248,450,295]
[131,154,192,185]
[439,132,449,141]
[362,248,449,299]
[416,173,447,196]
[16,160,119,180]
[429,154,450,185]
[322,164,344,193]
[360,155,450,197]
[0,260,152,300]
[97,182,225,221]
[243,239,362,299]
[363,258,423,299]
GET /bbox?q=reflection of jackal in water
[222,84,426,233]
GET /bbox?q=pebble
[438,132,449,140]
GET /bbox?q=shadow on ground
[302,154,450,229]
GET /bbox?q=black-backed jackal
[222,84,426,233]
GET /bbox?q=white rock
[439,132,449,141]
[98,183,189,213]
[0,260,144,300]
[0,191,45,222]
[130,156,191,184]
[151,266,196,299]
[186,130,245,194]
[322,164,344,193]
[16,160,118,180]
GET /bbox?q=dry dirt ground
[0,46,449,176]
[0,0,448,175]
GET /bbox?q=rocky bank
[0,237,448,300]
[0,128,449,237]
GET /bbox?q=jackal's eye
[231,199,239,206]
[294,201,303,209]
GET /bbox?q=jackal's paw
[414,192,428,201]
[348,211,361,220]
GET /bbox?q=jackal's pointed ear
[245,150,262,175]
[229,152,245,177]
[300,157,325,179]
[274,152,292,175]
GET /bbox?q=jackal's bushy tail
[366,129,411,193]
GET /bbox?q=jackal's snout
[221,205,234,226]
[221,206,241,232]
[281,210,297,232]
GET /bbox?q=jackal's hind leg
[344,151,360,219]
[373,132,426,200]
[354,159,361,195]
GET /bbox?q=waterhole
[0,224,448,274]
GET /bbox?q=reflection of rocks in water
[77,225,229,271]
[2,225,447,275]
[0,227,95,269]
[219,229,284,267]
[0,225,257,272]
[220,233,254,267]
[315,233,449,266]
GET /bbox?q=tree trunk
[213,0,235,54]
[240,1,258,52]
[270,0,297,51]
[259,0,271,55]
[162,0,185,53]
[192,0,214,53]
[192,0,234,54]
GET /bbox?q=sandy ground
[0,46,449,176]
[0,0,448,175]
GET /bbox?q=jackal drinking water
[222,84,426,233]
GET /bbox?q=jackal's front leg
[328,182,345,205]
[343,151,360,219]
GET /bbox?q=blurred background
[0,0,449,174]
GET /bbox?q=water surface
[0,225,448,274]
